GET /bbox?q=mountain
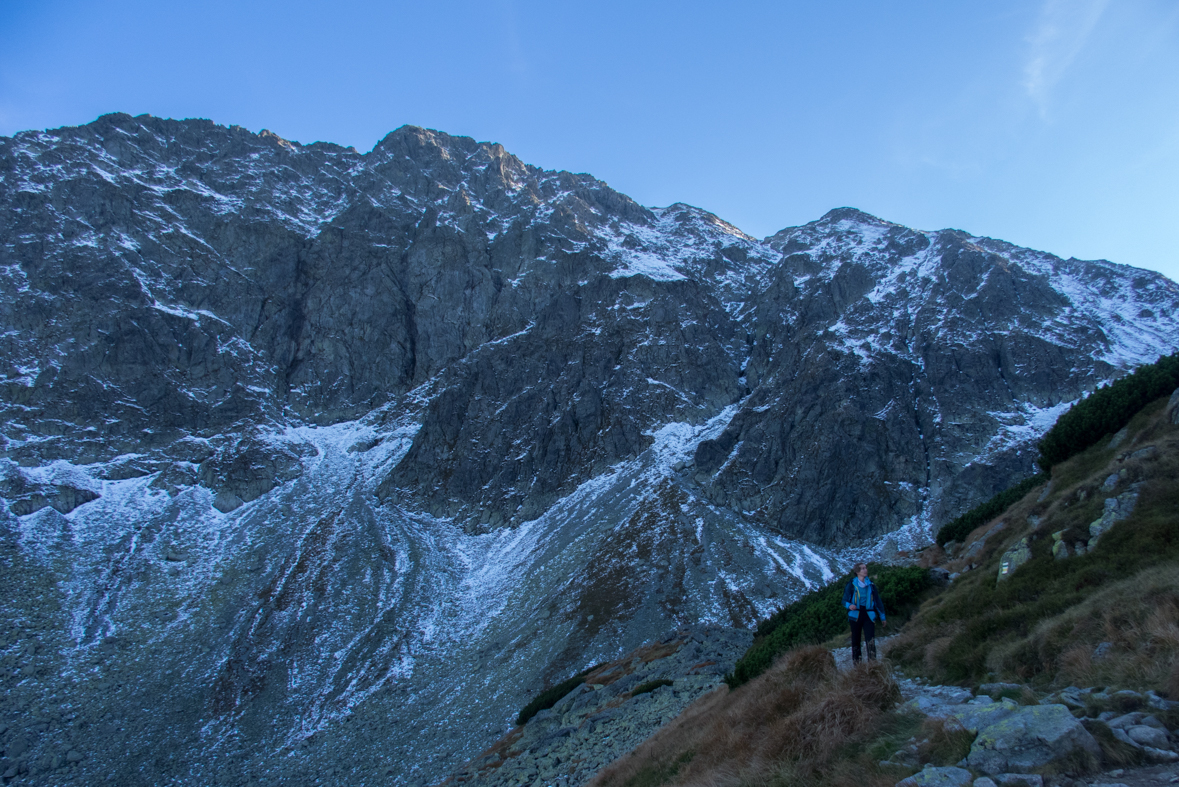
[0,113,1176,786]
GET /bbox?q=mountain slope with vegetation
[890,386,1179,691]
[584,372,1179,787]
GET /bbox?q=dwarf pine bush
[1038,352,1179,471]
[630,679,673,697]
[516,664,601,726]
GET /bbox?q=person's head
[853,562,869,579]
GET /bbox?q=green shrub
[726,565,932,688]
[936,474,1048,547]
[1038,352,1179,471]
[516,664,600,725]
[631,679,673,696]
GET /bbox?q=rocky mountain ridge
[0,114,1177,786]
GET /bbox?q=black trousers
[850,609,876,662]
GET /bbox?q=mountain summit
[1,114,1177,785]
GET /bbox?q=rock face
[4,116,1179,545]
[1,114,1178,787]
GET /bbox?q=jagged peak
[656,203,757,241]
[258,128,299,151]
[371,124,482,158]
[816,207,890,226]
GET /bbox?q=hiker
[842,562,886,663]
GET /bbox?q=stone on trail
[1144,746,1179,764]
[978,683,1024,698]
[896,765,974,787]
[1126,724,1169,749]
[991,774,1043,787]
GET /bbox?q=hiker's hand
[881,620,887,628]
[849,604,858,610]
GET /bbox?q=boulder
[997,538,1032,582]
[1147,691,1179,712]
[1051,688,1088,711]
[1126,725,1169,749]
[932,700,1101,775]
[963,522,1006,563]
[1088,486,1142,549]
[969,705,1100,774]
[930,567,952,586]
[1051,532,1071,561]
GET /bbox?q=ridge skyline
[9,112,1167,286]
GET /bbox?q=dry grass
[590,647,904,787]
[915,717,975,767]
[1004,564,1179,691]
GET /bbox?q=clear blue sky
[3,0,1178,282]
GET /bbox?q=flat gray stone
[1127,724,1169,749]
[1144,746,1179,763]
[937,702,1100,775]
[992,775,1043,787]
[978,683,1024,697]
[896,765,974,787]
[1107,712,1143,729]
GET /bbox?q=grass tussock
[915,717,976,767]
[591,647,907,787]
[1080,720,1146,768]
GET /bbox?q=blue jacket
[842,577,886,622]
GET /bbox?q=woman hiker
[842,562,886,663]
